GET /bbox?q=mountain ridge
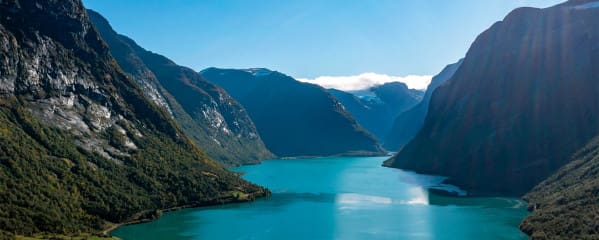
[88,10,274,166]
[200,67,386,157]
[328,82,423,141]
[386,0,599,196]
[383,60,462,151]
[0,0,266,237]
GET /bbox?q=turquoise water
[112,157,529,240]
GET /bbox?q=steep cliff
[387,0,599,195]
[384,60,462,151]
[87,10,273,166]
[0,0,266,237]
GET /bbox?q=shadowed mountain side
[387,1,599,196]
[371,82,423,114]
[201,68,385,157]
[328,81,423,141]
[384,60,462,151]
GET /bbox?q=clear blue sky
[83,0,564,78]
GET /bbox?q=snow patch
[244,68,273,76]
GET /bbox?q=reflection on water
[336,193,393,206]
[427,190,526,208]
[335,188,428,207]
[404,187,429,205]
[112,157,528,240]
[396,170,467,196]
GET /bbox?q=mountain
[383,60,462,151]
[328,82,423,141]
[200,68,385,157]
[327,89,391,140]
[0,0,266,238]
[87,10,273,166]
[520,136,599,239]
[386,0,599,196]
[370,82,424,113]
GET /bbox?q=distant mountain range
[87,10,273,166]
[328,82,423,141]
[0,0,266,237]
[200,68,385,157]
[2,0,598,239]
[383,60,462,151]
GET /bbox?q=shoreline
[226,151,389,167]
[101,188,270,237]
[381,163,526,198]
[102,158,528,238]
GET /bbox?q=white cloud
[296,73,433,91]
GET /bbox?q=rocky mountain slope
[0,0,266,238]
[87,10,273,166]
[329,82,423,141]
[386,0,599,196]
[200,68,385,157]
[384,60,462,151]
[520,135,599,239]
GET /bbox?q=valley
[1,0,597,239]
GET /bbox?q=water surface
[112,157,528,240]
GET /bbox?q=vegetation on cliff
[0,0,267,238]
[520,136,599,239]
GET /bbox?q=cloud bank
[296,73,433,91]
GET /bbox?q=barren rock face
[0,0,103,96]
[87,10,274,166]
[0,1,124,157]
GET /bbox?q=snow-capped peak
[243,68,273,76]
